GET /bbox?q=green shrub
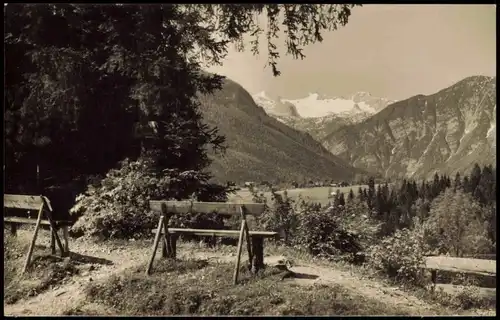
[423,188,493,257]
[367,224,427,285]
[70,159,166,239]
[70,158,233,240]
[256,190,300,245]
[250,187,367,263]
[328,200,381,251]
[293,201,364,263]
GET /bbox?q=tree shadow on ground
[69,252,114,266]
[290,272,319,280]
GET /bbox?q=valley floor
[3,229,496,316]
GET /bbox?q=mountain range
[197,78,365,184]
[321,76,496,179]
[199,74,495,183]
[253,91,395,141]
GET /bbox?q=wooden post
[161,213,171,258]
[40,196,65,256]
[146,215,165,275]
[251,236,264,272]
[233,218,247,285]
[50,226,56,255]
[23,204,44,273]
[62,225,70,254]
[10,223,17,236]
[240,206,253,271]
[169,234,178,259]
[44,211,65,256]
[431,269,437,293]
[161,220,168,258]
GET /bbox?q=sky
[207,4,496,101]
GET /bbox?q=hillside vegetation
[199,78,364,184]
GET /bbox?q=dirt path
[3,238,495,316]
[286,264,441,315]
[4,238,150,316]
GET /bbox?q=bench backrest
[4,194,52,211]
[149,201,266,217]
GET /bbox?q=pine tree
[339,192,346,207]
[476,165,496,205]
[463,175,471,194]
[419,180,427,200]
[374,185,384,218]
[454,172,462,191]
[358,186,364,201]
[5,3,359,194]
[348,188,355,202]
[432,173,441,199]
[334,192,341,207]
[367,176,376,209]
[469,163,482,194]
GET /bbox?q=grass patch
[84,258,411,316]
[4,235,80,305]
[246,241,496,314]
[410,280,497,311]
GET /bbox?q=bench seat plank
[4,216,51,225]
[152,228,277,238]
[424,256,496,276]
[4,216,72,227]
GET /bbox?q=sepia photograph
[4,3,496,316]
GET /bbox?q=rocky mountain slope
[322,76,496,179]
[198,77,364,184]
[253,91,395,141]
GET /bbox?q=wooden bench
[4,194,71,272]
[424,256,496,291]
[147,200,278,284]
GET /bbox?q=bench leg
[62,226,70,256]
[146,216,165,275]
[161,214,171,259]
[431,269,437,293]
[10,223,17,236]
[162,236,168,258]
[50,226,56,255]
[168,234,177,259]
[251,236,264,273]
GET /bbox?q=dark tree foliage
[4,4,359,204]
[339,192,345,207]
[356,164,495,242]
[347,188,355,202]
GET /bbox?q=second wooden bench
[147,200,278,284]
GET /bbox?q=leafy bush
[367,224,428,285]
[256,190,300,245]
[70,158,232,240]
[293,201,364,263]
[70,159,166,239]
[423,188,493,257]
[329,200,381,251]
[250,187,368,263]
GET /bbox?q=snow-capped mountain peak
[253,91,300,118]
[251,90,396,143]
[252,90,395,126]
[279,91,394,118]
[254,91,270,99]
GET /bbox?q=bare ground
[3,230,496,316]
